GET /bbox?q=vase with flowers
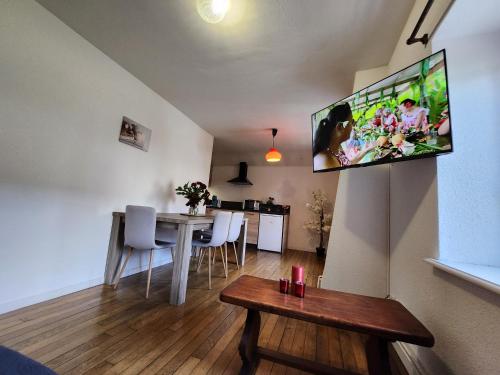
[175,181,211,215]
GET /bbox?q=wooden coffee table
[220,275,434,375]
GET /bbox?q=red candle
[279,278,289,294]
[294,281,306,298]
[291,265,304,283]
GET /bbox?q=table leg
[104,214,125,285]
[239,309,261,375]
[365,336,392,375]
[237,219,248,267]
[170,223,194,305]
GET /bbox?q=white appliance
[258,214,284,253]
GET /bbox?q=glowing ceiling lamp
[197,0,231,24]
[265,128,282,163]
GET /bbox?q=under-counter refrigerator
[257,213,288,253]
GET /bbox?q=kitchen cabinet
[243,211,259,244]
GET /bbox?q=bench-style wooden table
[220,275,434,375]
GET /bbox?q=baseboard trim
[0,256,172,315]
[287,247,316,253]
[0,276,104,315]
[392,342,427,375]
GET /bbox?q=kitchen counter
[206,206,289,215]
[206,205,259,213]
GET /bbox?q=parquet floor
[0,248,406,374]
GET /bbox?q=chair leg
[171,247,176,262]
[208,247,212,290]
[212,247,217,264]
[219,245,227,278]
[146,249,154,299]
[197,247,205,272]
[218,246,224,275]
[189,246,196,270]
[195,246,201,268]
[114,247,133,289]
[223,244,228,278]
[233,242,240,269]
[197,248,202,271]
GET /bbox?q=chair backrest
[227,212,244,242]
[124,205,157,249]
[206,211,232,247]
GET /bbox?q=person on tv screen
[399,98,428,133]
[372,108,383,128]
[313,103,375,170]
[382,108,398,133]
[435,109,450,135]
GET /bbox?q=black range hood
[227,162,253,185]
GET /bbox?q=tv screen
[311,49,452,173]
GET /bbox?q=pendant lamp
[197,0,230,24]
[265,128,282,163]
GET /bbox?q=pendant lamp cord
[271,128,278,148]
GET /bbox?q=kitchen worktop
[206,206,289,215]
[206,205,258,213]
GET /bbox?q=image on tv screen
[311,50,452,173]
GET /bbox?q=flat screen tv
[311,49,452,173]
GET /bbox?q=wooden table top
[113,212,215,225]
[220,275,434,347]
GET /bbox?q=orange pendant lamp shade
[265,128,282,163]
[265,147,282,162]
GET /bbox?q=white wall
[323,0,500,373]
[209,165,339,252]
[435,29,500,266]
[322,166,390,298]
[322,65,392,298]
[0,0,213,314]
[390,11,500,375]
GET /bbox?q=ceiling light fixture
[197,0,231,24]
[265,128,282,163]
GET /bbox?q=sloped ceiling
[36,0,415,165]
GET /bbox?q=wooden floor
[0,248,406,374]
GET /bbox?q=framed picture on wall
[119,116,151,152]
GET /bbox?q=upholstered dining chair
[155,226,178,259]
[113,205,176,298]
[224,212,244,270]
[192,211,232,289]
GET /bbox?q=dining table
[104,212,248,305]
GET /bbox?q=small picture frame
[119,116,151,152]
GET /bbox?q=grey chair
[193,211,232,289]
[113,205,175,298]
[155,226,178,259]
[225,212,244,270]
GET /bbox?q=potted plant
[304,190,332,258]
[175,181,211,215]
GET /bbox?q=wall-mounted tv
[311,49,452,173]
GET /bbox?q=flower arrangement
[175,181,211,215]
[304,190,332,257]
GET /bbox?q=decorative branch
[303,190,332,250]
